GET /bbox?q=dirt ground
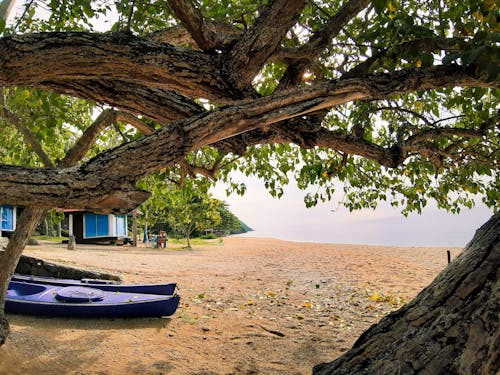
[0,237,461,375]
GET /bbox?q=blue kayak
[6,281,180,318]
[12,274,177,295]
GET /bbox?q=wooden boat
[6,281,180,318]
[12,274,177,295]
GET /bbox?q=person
[158,230,167,248]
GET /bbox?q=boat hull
[12,274,177,295]
[6,281,180,318]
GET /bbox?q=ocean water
[232,207,493,247]
[213,175,493,248]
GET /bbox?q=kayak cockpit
[55,286,106,302]
[7,282,46,297]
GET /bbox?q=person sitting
[158,230,167,248]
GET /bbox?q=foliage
[138,174,222,248]
[1,0,498,216]
[214,201,246,234]
[0,87,96,166]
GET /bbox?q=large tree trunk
[314,213,499,375]
[0,208,46,346]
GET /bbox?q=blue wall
[1,205,15,231]
[83,213,127,238]
[84,213,109,238]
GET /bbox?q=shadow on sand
[6,313,173,331]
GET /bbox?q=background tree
[0,0,498,373]
[214,201,248,235]
[139,175,221,249]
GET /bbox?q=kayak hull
[6,281,180,318]
[12,274,177,295]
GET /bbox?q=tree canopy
[0,0,497,215]
[138,174,222,247]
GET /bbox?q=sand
[0,237,461,375]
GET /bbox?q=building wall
[0,205,17,236]
[68,211,128,244]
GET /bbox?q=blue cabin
[0,205,17,237]
[66,210,129,245]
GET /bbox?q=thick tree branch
[41,80,203,124]
[215,124,399,167]
[226,0,306,91]
[59,109,118,167]
[116,112,155,134]
[0,65,495,210]
[147,23,242,50]
[0,32,233,101]
[62,108,162,167]
[167,0,216,51]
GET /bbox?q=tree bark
[167,0,216,51]
[132,212,138,247]
[225,0,306,91]
[185,227,192,250]
[314,213,499,375]
[0,208,46,346]
[0,66,494,212]
[0,32,231,101]
[44,218,49,236]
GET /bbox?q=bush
[201,233,217,239]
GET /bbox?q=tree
[0,0,498,372]
[214,201,247,234]
[139,175,221,249]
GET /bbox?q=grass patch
[34,235,68,243]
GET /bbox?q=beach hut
[0,205,17,237]
[65,210,129,245]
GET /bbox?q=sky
[211,175,493,247]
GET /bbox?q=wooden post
[447,250,451,264]
[132,211,138,247]
[145,208,149,247]
[67,235,76,250]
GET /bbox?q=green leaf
[372,0,389,13]
[421,53,434,67]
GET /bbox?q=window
[84,213,109,238]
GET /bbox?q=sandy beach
[0,237,461,375]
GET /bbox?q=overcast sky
[212,175,493,247]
